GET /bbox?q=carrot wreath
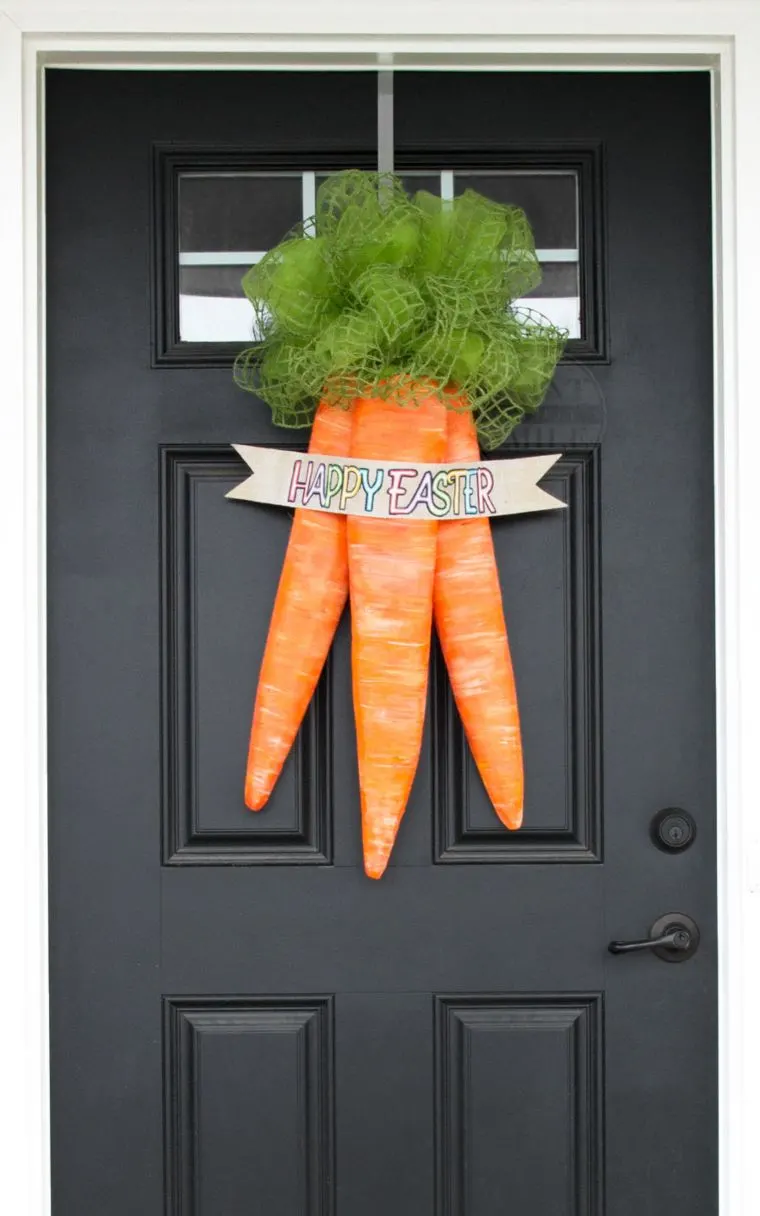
[235,171,565,877]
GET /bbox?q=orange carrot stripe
[245,403,352,811]
[434,409,523,830]
[348,390,447,878]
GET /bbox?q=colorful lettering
[339,465,362,511]
[360,466,384,512]
[462,469,478,516]
[403,470,448,517]
[386,468,416,515]
[305,462,326,507]
[432,470,451,515]
[287,458,314,506]
[324,463,343,509]
[476,466,496,514]
[447,468,468,516]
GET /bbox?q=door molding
[1,4,758,1214]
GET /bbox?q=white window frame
[1,3,758,1213]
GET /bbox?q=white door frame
[2,4,758,1214]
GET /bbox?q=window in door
[153,147,606,365]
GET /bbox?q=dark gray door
[46,70,716,1215]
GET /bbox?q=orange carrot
[245,402,352,810]
[434,408,523,829]
[348,389,447,878]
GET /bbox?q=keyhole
[651,808,697,852]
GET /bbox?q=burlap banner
[227,444,564,521]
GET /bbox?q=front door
[46,69,716,1214]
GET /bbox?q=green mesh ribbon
[234,171,567,449]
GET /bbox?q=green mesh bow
[234,171,567,449]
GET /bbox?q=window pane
[178,173,305,342]
[454,171,580,337]
[454,171,578,248]
[179,173,303,252]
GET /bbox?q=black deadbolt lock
[651,808,697,853]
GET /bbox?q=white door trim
[1,5,758,1215]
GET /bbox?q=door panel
[434,447,601,862]
[46,70,716,1215]
[436,996,602,1215]
[165,998,335,1216]
[161,446,337,864]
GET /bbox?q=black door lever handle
[608,913,700,962]
[609,929,689,954]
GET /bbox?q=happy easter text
[286,458,496,518]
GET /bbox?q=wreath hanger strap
[377,68,395,176]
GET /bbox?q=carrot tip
[364,859,388,880]
[245,787,269,812]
